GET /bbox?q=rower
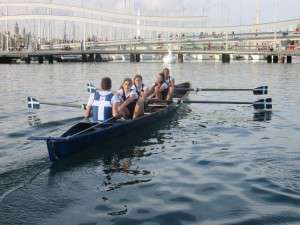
[149,72,169,100]
[84,77,116,122]
[112,78,144,119]
[162,68,175,101]
[131,74,149,99]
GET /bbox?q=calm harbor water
[0,61,300,225]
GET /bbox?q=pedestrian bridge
[0,1,299,64]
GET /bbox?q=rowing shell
[35,82,190,162]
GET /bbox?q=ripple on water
[197,159,239,168]
[223,211,300,225]
[240,177,300,207]
[112,211,197,225]
[205,169,246,182]
[194,182,227,196]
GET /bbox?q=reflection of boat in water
[248,55,264,61]
[163,50,177,64]
[111,55,126,61]
[56,55,82,62]
[140,54,161,61]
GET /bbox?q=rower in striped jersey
[84,77,117,122]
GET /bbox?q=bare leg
[112,103,121,119]
[119,106,130,119]
[133,98,144,119]
[146,85,156,99]
[166,86,174,101]
[113,102,130,119]
[154,86,162,99]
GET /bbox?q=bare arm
[119,96,136,111]
[170,79,175,87]
[112,103,121,118]
[84,105,92,118]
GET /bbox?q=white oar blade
[253,86,268,95]
[86,83,96,93]
[27,97,40,109]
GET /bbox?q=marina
[1,1,300,225]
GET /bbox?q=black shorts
[161,88,169,100]
[126,100,138,119]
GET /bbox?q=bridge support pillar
[222,54,230,63]
[38,56,44,64]
[287,55,292,64]
[88,54,95,62]
[267,55,272,63]
[272,55,278,63]
[25,57,31,64]
[135,54,140,62]
[130,54,135,62]
[178,53,184,63]
[279,55,285,64]
[129,54,140,62]
[82,54,88,62]
[95,54,102,62]
[130,53,136,62]
[48,56,54,64]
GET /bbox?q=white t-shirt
[131,84,148,95]
[153,82,168,90]
[87,90,113,106]
[165,76,175,86]
[112,88,138,104]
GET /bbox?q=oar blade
[27,97,40,109]
[253,98,272,111]
[253,86,268,95]
[86,83,96,93]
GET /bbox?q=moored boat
[33,82,190,162]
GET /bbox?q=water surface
[0,61,300,225]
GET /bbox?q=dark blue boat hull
[47,105,178,161]
[46,82,190,161]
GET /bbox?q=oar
[87,83,268,95]
[28,117,115,141]
[181,98,272,111]
[27,97,86,110]
[176,86,268,95]
[68,117,115,139]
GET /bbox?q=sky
[71,0,300,26]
